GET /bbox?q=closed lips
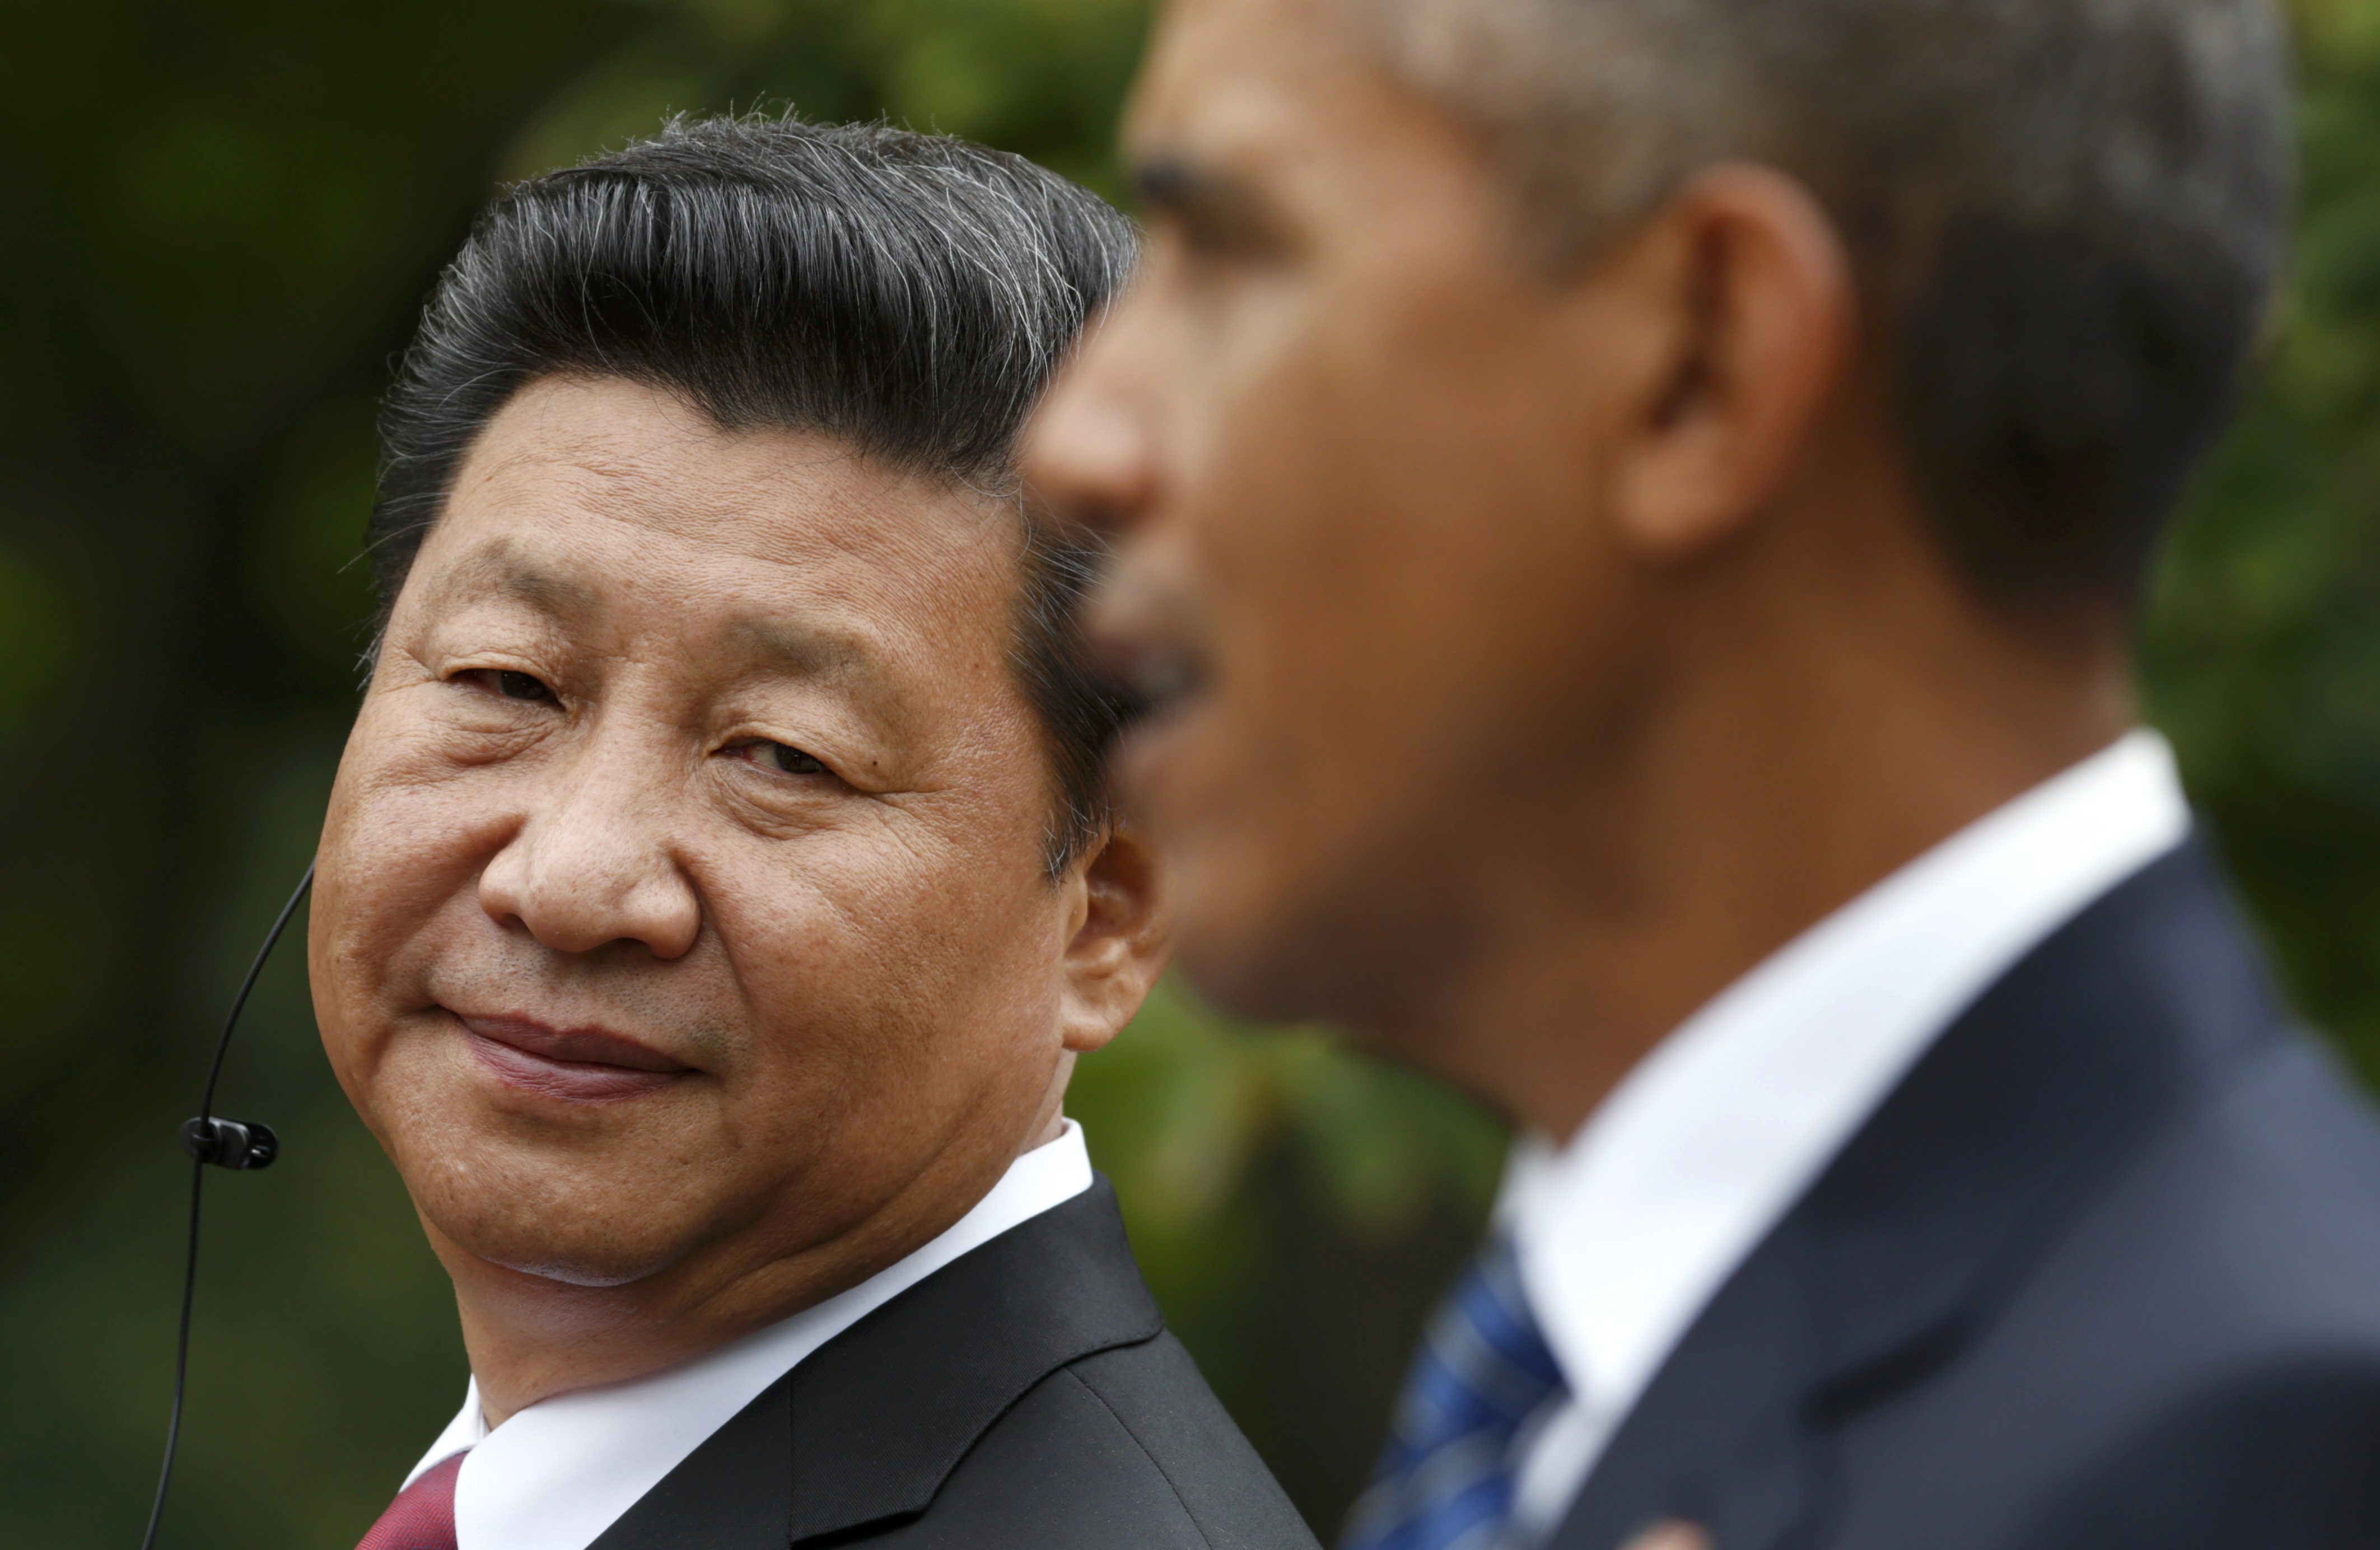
[456,1012,692,1101]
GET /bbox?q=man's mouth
[453,1012,694,1103]
[1079,546,1214,732]
[1091,630,1211,730]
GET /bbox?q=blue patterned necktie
[1341,1233,1570,1550]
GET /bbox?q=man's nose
[1023,334,1159,540]
[477,750,702,960]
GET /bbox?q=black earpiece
[140,860,315,1550]
[179,1115,280,1170]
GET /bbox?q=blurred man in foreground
[307,116,1316,1550]
[1028,0,2380,1544]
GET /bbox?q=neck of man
[436,1086,1071,1428]
[1379,464,2135,1141]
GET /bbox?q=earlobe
[1605,163,1856,563]
[1057,824,1174,1054]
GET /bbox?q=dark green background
[2,1,2376,1544]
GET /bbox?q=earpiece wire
[138,861,316,1550]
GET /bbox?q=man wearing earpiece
[305,115,1317,1550]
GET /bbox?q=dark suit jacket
[1547,839,2380,1550]
[588,1180,1319,1549]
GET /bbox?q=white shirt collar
[403,1119,1094,1550]
[1506,729,2190,1436]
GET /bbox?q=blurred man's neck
[1375,476,2134,1140]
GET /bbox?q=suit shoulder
[1066,1333,1323,1550]
[874,1333,1319,1550]
[1826,1035,2380,1549]
[1846,1031,2380,1533]
[1959,1032,2380,1420]
[2085,1030,2380,1348]
[2017,1352,2380,1549]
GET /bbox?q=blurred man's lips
[454,1012,693,1103]
[1133,647,1209,712]
[1089,628,1211,726]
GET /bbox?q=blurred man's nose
[1023,339,1160,539]
[476,741,703,960]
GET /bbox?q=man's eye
[740,741,826,776]
[488,670,555,703]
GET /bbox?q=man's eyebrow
[432,544,603,621]
[1131,154,1289,248]
[722,615,925,734]
[723,618,871,676]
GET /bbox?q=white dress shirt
[400,1119,1094,1550]
[1501,729,2192,1544]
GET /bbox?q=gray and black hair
[368,114,1141,875]
[1368,0,2293,613]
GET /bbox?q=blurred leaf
[500,46,720,181]
[0,539,73,724]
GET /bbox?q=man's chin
[433,1213,695,1288]
[1168,823,1477,1042]
[1169,863,1347,1028]
[405,1162,707,1290]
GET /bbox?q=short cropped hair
[1368,0,2293,613]
[368,115,1140,874]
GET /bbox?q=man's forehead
[1126,0,1499,248]
[391,379,1030,758]
[437,376,1019,607]
[1128,0,1378,161]
[461,384,897,545]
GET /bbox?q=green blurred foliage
[2144,0,2380,1073]
[1,0,2377,1544]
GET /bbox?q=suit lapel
[1548,1221,1827,1550]
[1547,839,2284,1550]
[586,1378,794,1550]
[778,1176,1163,1542]
[589,1178,1164,1550]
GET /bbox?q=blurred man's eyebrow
[1131,154,1289,249]
[1132,155,1222,212]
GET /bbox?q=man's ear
[1057,823,1172,1055]
[1595,162,1856,562]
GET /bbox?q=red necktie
[355,1450,465,1550]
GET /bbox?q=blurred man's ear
[1593,163,1857,563]
[1057,823,1173,1054]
